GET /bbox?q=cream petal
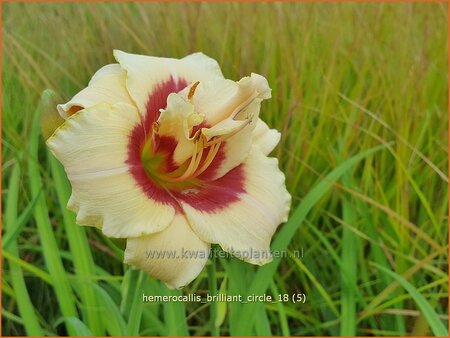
[180,72,271,126]
[252,119,281,155]
[47,102,176,238]
[155,93,262,180]
[200,98,262,180]
[175,74,271,180]
[181,52,224,78]
[57,64,133,119]
[113,50,223,116]
[124,214,210,289]
[177,148,291,265]
[156,93,199,165]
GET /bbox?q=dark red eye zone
[126,76,246,214]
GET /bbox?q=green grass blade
[207,258,219,336]
[2,251,53,285]
[225,257,259,335]
[27,90,78,334]
[90,283,127,336]
[120,268,145,335]
[2,187,42,251]
[234,144,387,335]
[340,175,357,335]
[4,162,43,335]
[214,276,228,331]
[291,254,339,316]
[270,282,290,336]
[162,286,189,336]
[48,153,104,335]
[372,262,448,336]
[384,144,441,233]
[254,305,272,336]
[141,278,168,335]
[2,309,25,326]
[63,317,93,336]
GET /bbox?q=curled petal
[176,148,291,265]
[199,98,261,180]
[173,74,271,179]
[57,64,133,119]
[113,50,224,116]
[156,93,200,165]
[125,215,210,289]
[47,103,176,238]
[180,72,271,127]
[252,119,281,155]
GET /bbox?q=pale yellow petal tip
[124,250,205,289]
[252,123,281,156]
[56,103,68,118]
[250,73,272,99]
[264,153,291,223]
[57,103,84,119]
[252,255,273,266]
[183,51,207,59]
[162,277,193,290]
[272,130,282,145]
[112,49,126,60]
[284,187,292,222]
[165,92,190,108]
[222,245,273,266]
[124,217,210,288]
[278,168,292,224]
[113,49,138,66]
[182,52,224,78]
[238,253,273,266]
[123,255,175,289]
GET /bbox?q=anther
[188,81,200,100]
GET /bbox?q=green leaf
[4,162,43,335]
[63,317,93,336]
[90,283,127,336]
[120,268,145,335]
[2,187,42,251]
[27,90,78,334]
[372,263,448,336]
[49,154,105,335]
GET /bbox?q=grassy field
[2,2,448,336]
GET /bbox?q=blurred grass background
[2,1,448,336]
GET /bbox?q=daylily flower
[47,51,291,288]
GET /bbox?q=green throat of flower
[139,134,206,192]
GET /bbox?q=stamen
[164,137,204,182]
[230,92,259,120]
[193,141,221,177]
[174,145,200,181]
[191,143,204,174]
[150,91,258,184]
[204,116,253,148]
[152,121,159,133]
[188,81,200,100]
[151,122,160,153]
